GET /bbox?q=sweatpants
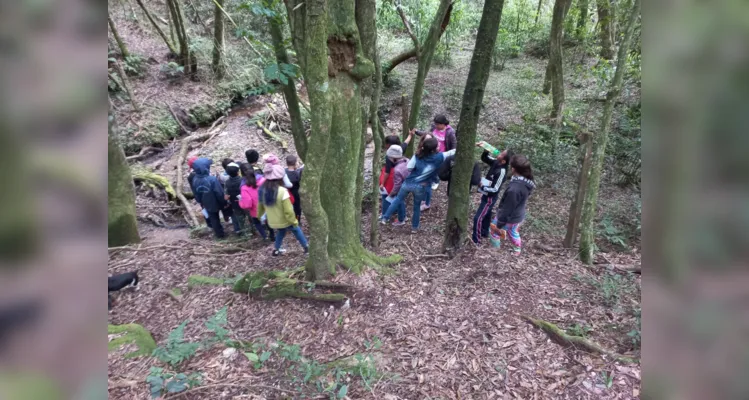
[472,194,499,244]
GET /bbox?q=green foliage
[108,324,157,358]
[160,62,185,80]
[599,371,615,389]
[151,321,200,368]
[363,336,382,351]
[627,307,641,347]
[124,54,146,76]
[598,216,628,249]
[499,122,578,182]
[204,306,230,345]
[147,367,202,399]
[574,272,638,308]
[189,99,231,126]
[609,102,641,188]
[565,323,593,337]
[263,62,300,85]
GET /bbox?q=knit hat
[264,153,280,166]
[263,163,286,180]
[386,145,403,159]
[226,162,240,177]
[245,149,260,164]
[187,156,198,168]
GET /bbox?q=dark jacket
[478,150,510,197]
[438,154,482,187]
[189,158,226,212]
[285,167,303,199]
[225,176,243,205]
[496,176,536,225]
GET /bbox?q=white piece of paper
[379,187,389,195]
[480,178,492,187]
[385,196,396,203]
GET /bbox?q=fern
[204,306,229,345]
[152,321,200,367]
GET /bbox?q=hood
[511,176,536,192]
[192,158,213,176]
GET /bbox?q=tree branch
[396,1,420,57]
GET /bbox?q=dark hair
[240,163,257,188]
[245,149,259,164]
[385,135,401,147]
[510,155,534,181]
[221,158,234,170]
[417,137,439,158]
[259,179,281,206]
[226,165,240,177]
[433,114,449,125]
[286,154,298,166]
[503,149,515,165]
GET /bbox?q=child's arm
[283,174,293,188]
[480,150,496,166]
[281,191,298,226]
[480,167,506,195]
[495,189,518,226]
[441,149,457,158]
[402,129,415,147]
[406,155,417,170]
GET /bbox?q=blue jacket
[405,149,456,185]
[189,158,226,212]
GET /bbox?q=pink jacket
[239,177,265,217]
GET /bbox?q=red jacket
[379,166,394,194]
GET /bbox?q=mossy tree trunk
[108,15,130,58]
[108,102,140,247]
[534,0,544,26]
[576,0,589,40]
[382,7,453,79]
[286,0,401,280]
[443,0,506,255]
[546,0,572,127]
[563,132,592,247]
[405,0,453,157]
[167,0,196,75]
[579,0,640,264]
[596,0,614,60]
[212,0,226,79]
[134,0,177,55]
[268,20,307,161]
[113,59,139,112]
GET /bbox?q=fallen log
[256,120,287,150]
[232,269,349,303]
[126,146,163,161]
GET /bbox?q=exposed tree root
[336,248,402,274]
[131,168,177,199]
[232,268,350,303]
[521,316,636,363]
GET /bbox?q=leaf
[260,351,272,362]
[244,352,259,362]
[165,379,188,393]
[337,384,348,399]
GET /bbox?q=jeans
[274,225,308,250]
[207,211,226,239]
[383,182,426,229]
[381,194,406,222]
[251,217,268,239]
[472,194,499,244]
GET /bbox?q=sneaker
[272,248,287,256]
[379,218,387,225]
[420,203,430,212]
[303,247,309,255]
[410,229,419,234]
[431,183,439,190]
[392,220,406,226]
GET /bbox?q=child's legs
[293,198,302,221]
[411,185,426,229]
[274,227,288,250]
[481,196,498,236]
[383,189,407,220]
[289,226,308,248]
[252,217,267,239]
[208,211,225,238]
[381,194,390,216]
[503,222,522,252]
[423,184,433,206]
[472,195,490,243]
[230,205,243,233]
[221,206,232,222]
[397,201,406,222]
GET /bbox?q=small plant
[244,342,272,370]
[151,321,200,368]
[277,341,302,362]
[204,306,230,345]
[566,323,593,337]
[598,216,628,249]
[160,62,184,80]
[598,371,615,389]
[146,367,202,399]
[627,307,641,347]
[124,54,146,76]
[363,336,382,351]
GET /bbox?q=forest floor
[109,12,641,400]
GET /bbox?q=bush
[160,62,185,80]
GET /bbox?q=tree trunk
[268,14,307,160]
[167,2,177,46]
[108,102,141,247]
[383,5,453,78]
[134,0,177,55]
[212,0,226,79]
[401,94,409,140]
[443,0,506,254]
[287,0,401,280]
[563,132,592,247]
[167,0,196,75]
[113,59,139,112]
[547,0,573,127]
[108,15,130,58]
[405,0,453,157]
[579,0,640,264]
[596,0,614,60]
[576,0,589,40]
[534,0,544,26]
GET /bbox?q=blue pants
[381,194,406,222]
[472,194,499,244]
[274,225,308,250]
[251,217,268,239]
[383,182,426,230]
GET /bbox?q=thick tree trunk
[576,0,589,40]
[134,0,177,55]
[596,0,614,60]
[212,0,226,79]
[443,0,506,254]
[108,16,130,58]
[269,17,307,161]
[579,0,640,264]
[547,0,573,127]
[108,103,141,247]
[405,0,453,157]
[113,59,139,112]
[563,132,592,247]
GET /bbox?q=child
[380,130,415,196]
[223,162,247,235]
[285,154,304,223]
[189,158,228,239]
[186,156,208,222]
[238,163,272,240]
[383,145,409,226]
[412,114,457,202]
[245,149,264,178]
[381,137,455,233]
[437,154,482,196]
[472,146,514,244]
[217,158,234,223]
[413,133,436,211]
[264,153,294,189]
[492,155,535,253]
[258,164,309,256]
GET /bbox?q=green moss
[350,53,375,80]
[187,275,230,288]
[171,288,182,297]
[108,323,156,358]
[130,168,177,199]
[232,270,346,302]
[188,99,230,126]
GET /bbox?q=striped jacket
[477,150,510,197]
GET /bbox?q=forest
[107,0,641,397]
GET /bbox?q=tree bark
[443,0,506,254]
[563,132,592,247]
[401,94,409,141]
[596,0,614,60]
[167,0,196,75]
[212,0,226,79]
[268,12,307,160]
[108,15,130,58]
[113,59,139,112]
[383,48,418,76]
[547,0,573,127]
[576,0,589,40]
[134,0,177,55]
[579,0,640,264]
[108,102,141,247]
[534,0,544,26]
[405,0,453,157]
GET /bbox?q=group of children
[187,149,307,256]
[378,114,535,253]
[186,113,535,255]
